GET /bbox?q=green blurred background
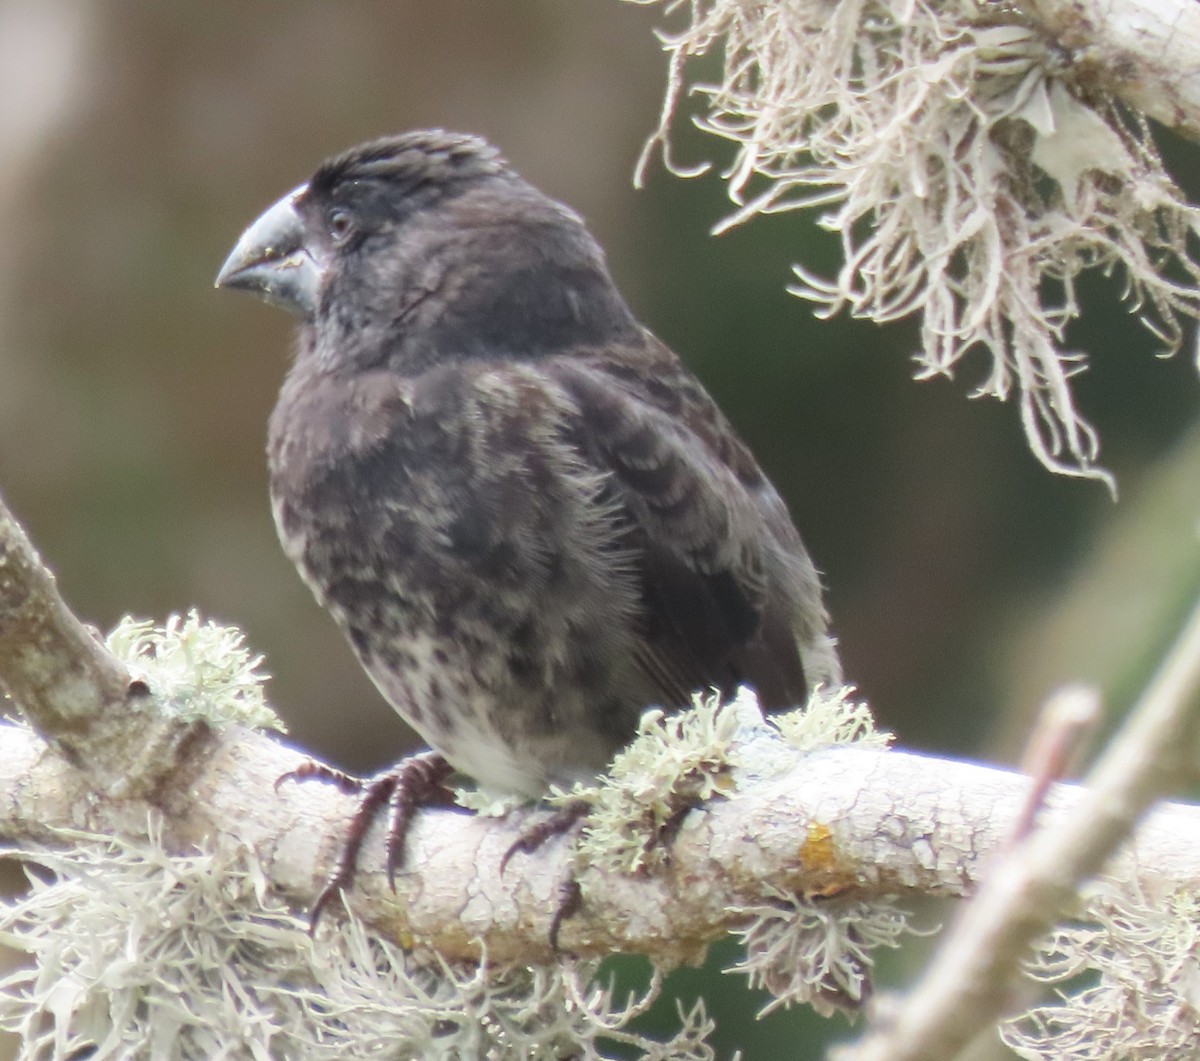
[0,1,1197,1057]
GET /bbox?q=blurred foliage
[0,1,1196,1058]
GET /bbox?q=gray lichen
[0,826,716,1060]
[105,611,283,733]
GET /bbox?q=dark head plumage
[309,131,507,203]
[217,130,638,372]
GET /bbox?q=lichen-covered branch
[5,705,1200,967]
[842,596,1200,1061]
[627,0,1200,486]
[0,496,132,748]
[1019,0,1200,141]
[0,494,208,807]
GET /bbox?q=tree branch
[0,497,131,749]
[1018,0,1200,140]
[5,707,1200,966]
[842,593,1200,1060]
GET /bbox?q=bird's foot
[499,799,589,872]
[277,751,455,930]
[501,799,591,952]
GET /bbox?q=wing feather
[550,354,812,710]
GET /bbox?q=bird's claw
[280,751,455,931]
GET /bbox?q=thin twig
[841,595,1200,1061]
[1010,683,1101,842]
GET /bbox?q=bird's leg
[277,750,455,930]
[275,759,367,796]
[549,878,583,954]
[500,798,591,953]
[381,752,455,888]
[499,799,590,873]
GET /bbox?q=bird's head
[216,130,637,372]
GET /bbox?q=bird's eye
[327,208,355,245]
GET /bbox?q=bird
[215,130,840,917]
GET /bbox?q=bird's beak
[215,183,320,317]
